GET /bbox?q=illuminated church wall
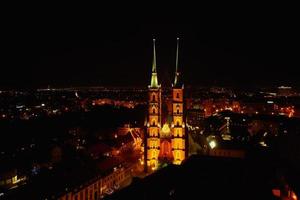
[145,38,187,171]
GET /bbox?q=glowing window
[152,121,156,126]
[152,151,156,159]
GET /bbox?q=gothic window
[152,121,156,126]
[152,94,156,101]
[177,109,179,114]
[177,121,180,126]
[151,129,155,136]
[176,93,179,99]
[153,108,155,114]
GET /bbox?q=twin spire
[152,39,157,73]
[174,37,182,88]
[150,39,159,88]
[149,38,182,89]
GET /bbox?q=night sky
[2,11,299,89]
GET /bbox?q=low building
[57,158,133,200]
[0,168,26,191]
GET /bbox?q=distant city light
[278,86,292,89]
[259,141,268,147]
[263,132,268,137]
[209,140,217,149]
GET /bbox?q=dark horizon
[2,17,299,89]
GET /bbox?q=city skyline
[1,8,300,199]
[2,20,299,89]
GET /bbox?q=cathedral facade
[145,38,187,171]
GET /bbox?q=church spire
[174,37,182,88]
[150,38,159,88]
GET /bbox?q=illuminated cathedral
[145,38,187,171]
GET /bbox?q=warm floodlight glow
[209,140,217,149]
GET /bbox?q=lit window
[12,175,18,184]
[152,121,156,126]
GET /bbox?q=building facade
[145,38,187,171]
[58,164,133,200]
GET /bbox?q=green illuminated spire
[174,37,183,88]
[150,38,159,88]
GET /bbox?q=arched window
[152,121,156,126]
[176,93,179,98]
[177,109,179,114]
[177,121,180,126]
[153,108,155,114]
[152,94,156,101]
